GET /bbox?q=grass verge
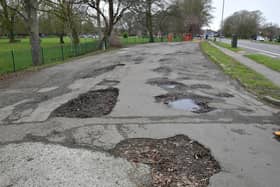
[200,41,280,100]
[213,41,242,52]
[245,54,280,72]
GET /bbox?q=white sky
[209,0,280,31]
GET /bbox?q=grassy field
[201,41,280,100]
[0,37,99,74]
[245,54,280,72]
[213,41,242,52]
[0,37,95,52]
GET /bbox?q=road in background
[221,38,280,58]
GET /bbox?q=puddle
[51,88,119,118]
[168,99,201,112]
[155,93,215,113]
[161,84,176,89]
[111,135,221,187]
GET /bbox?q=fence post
[41,47,45,64]
[61,45,64,61]
[11,49,16,72]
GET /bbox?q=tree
[86,0,135,49]
[260,23,280,41]
[223,10,264,39]
[0,0,20,42]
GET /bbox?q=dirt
[111,135,221,187]
[155,93,215,113]
[51,88,119,118]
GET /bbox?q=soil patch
[155,93,215,113]
[51,88,119,118]
[111,135,221,187]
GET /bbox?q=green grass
[0,37,99,74]
[201,41,280,100]
[245,54,280,72]
[214,41,242,52]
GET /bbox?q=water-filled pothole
[111,135,221,187]
[190,84,212,89]
[51,88,119,118]
[168,99,200,112]
[155,93,215,113]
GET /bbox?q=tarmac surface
[0,42,279,187]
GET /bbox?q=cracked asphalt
[0,42,280,187]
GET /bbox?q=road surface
[221,38,280,58]
[0,42,279,187]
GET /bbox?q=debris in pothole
[155,93,215,113]
[51,88,119,118]
[97,79,120,86]
[147,78,186,90]
[190,84,212,89]
[111,135,221,187]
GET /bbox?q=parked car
[256,36,265,41]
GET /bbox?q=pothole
[215,92,234,98]
[155,93,215,113]
[97,79,120,87]
[80,64,125,79]
[111,135,221,187]
[190,84,212,89]
[147,78,186,90]
[153,67,172,75]
[51,88,119,118]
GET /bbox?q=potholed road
[0,42,279,187]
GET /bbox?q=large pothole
[155,93,215,113]
[111,135,221,187]
[51,88,119,118]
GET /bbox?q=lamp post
[220,0,225,40]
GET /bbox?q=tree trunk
[59,33,64,44]
[71,27,80,45]
[146,0,154,43]
[24,0,41,66]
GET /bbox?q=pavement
[210,42,280,87]
[221,38,280,58]
[0,42,280,187]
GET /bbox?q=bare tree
[86,0,135,49]
[0,0,19,42]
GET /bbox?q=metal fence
[0,41,99,74]
[0,36,185,75]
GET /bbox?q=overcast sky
[209,0,280,30]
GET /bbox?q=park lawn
[0,37,96,52]
[245,54,280,72]
[201,41,280,100]
[214,41,242,52]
